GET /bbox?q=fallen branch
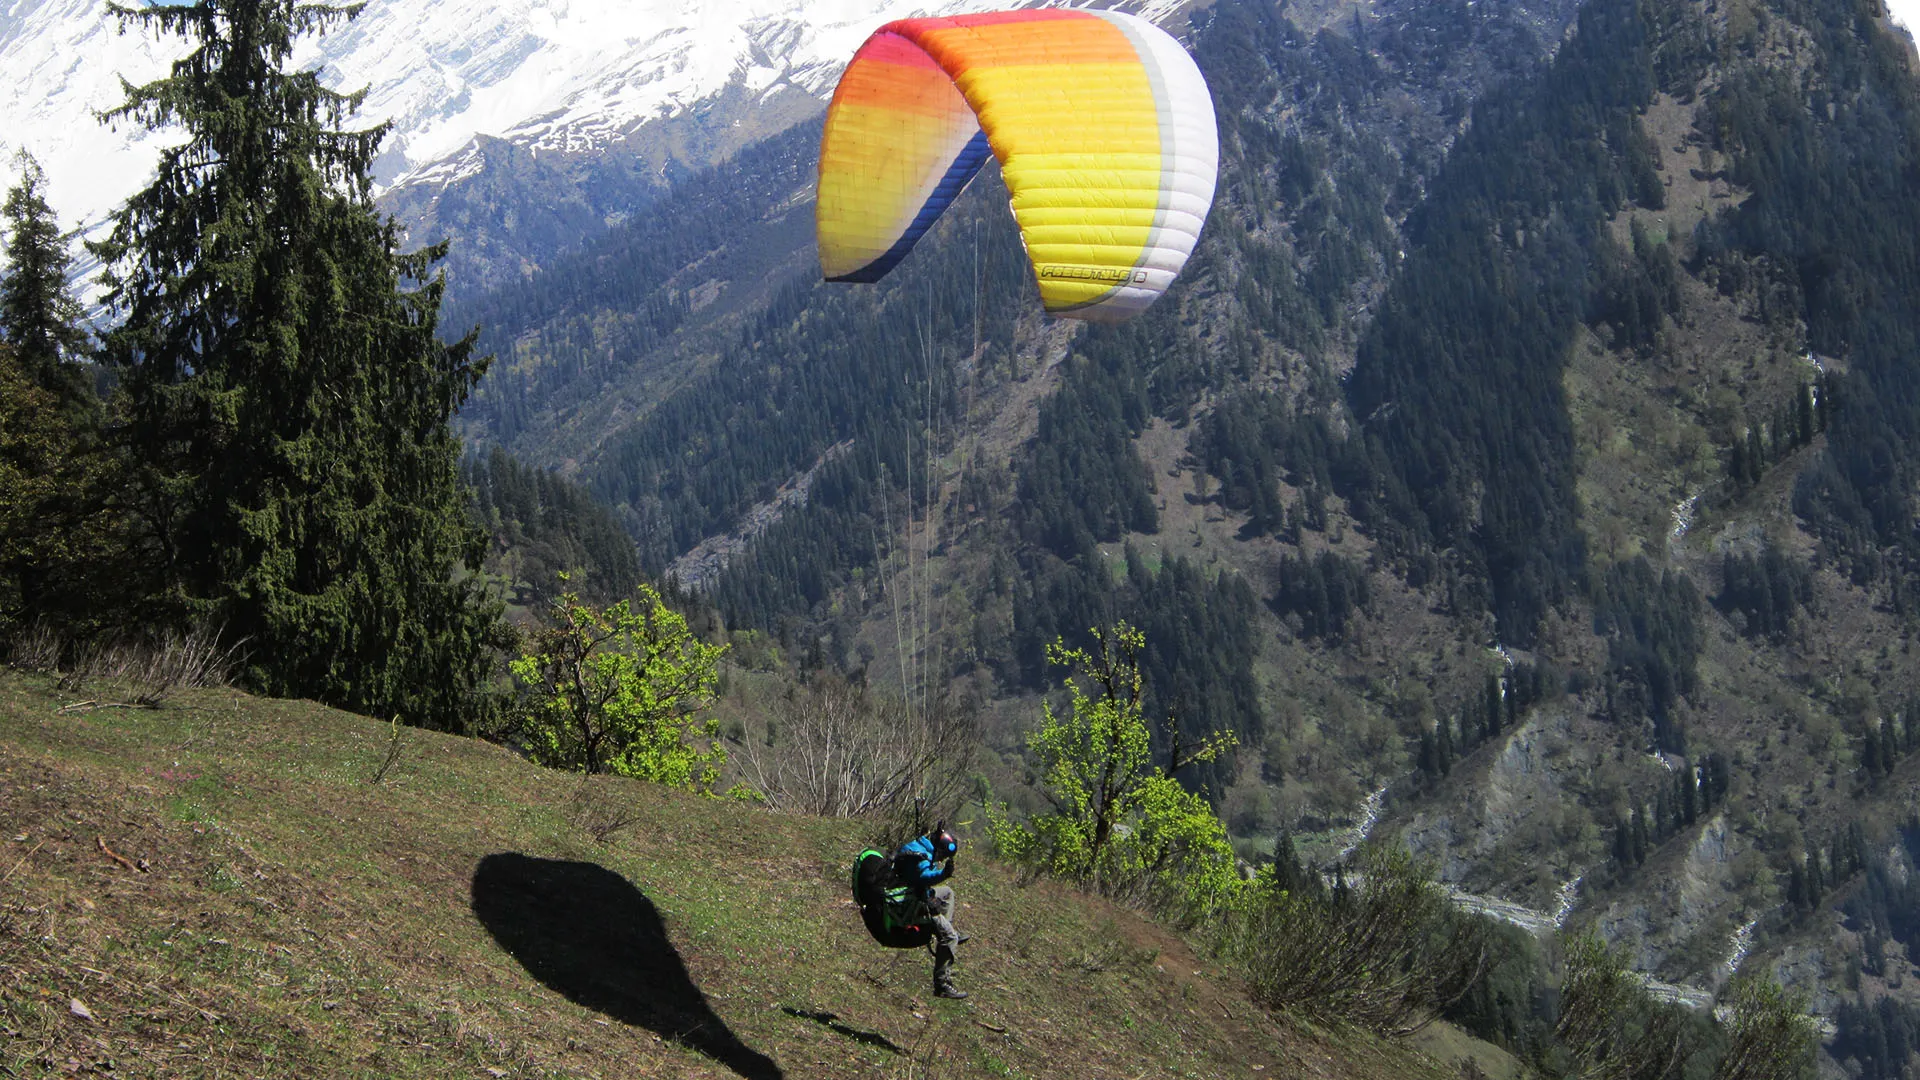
[96,836,147,873]
[59,701,147,715]
[972,1019,1009,1034]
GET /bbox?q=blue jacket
[894,835,954,892]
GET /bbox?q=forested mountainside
[447,0,1920,1064]
[464,447,642,608]
[387,82,830,308]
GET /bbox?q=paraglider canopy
[816,8,1219,323]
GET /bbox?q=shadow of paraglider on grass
[471,852,783,1080]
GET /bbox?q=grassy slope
[0,669,1482,1080]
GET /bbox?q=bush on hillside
[987,623,1239,921]
[1214,843,1489,1034]
[1713,976,1818,1080]
[508,584,728,787]
[1554,931,1738,1080]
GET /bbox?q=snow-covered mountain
[0,0,1189,234]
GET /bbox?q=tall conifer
[92,0,504,729]
[0,158,126,633]
[0,343,67,631]
[0,152,91,406]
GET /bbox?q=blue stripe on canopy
[827,129,992,284]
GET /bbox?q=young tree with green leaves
[510,584,728,787]
[1555,931,1708,1080]
[988,622,1238,917]
[0,151,91,407]
[90,0,504,729]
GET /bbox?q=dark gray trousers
[924,885,960,985]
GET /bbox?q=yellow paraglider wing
[816,9,1218,323]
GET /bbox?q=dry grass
[5,622,63,675]
[13,624,242,708]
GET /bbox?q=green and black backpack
[850,848,933,949]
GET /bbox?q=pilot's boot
[933,944,968,999]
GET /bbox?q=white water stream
[1338,784,1390,859]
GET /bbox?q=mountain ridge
[0,0,1192,280]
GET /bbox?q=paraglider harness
[850,848,936,949]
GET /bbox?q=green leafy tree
[510,584,728,787]
[0,152,90,406]
[988,622,1238,917]
[89,0,503,729]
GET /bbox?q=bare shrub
[1556,932,1695,1080]
[1216,844,1490,1035]
[127,625,242,705]
[55,635,114,692]
[734,674,975,826]
[5,621,62,673]
[36,625,240,704]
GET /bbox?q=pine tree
[0,152,90,406]
[0,339,124,635]
[90,0,504,730]
[0,157,122,634]
[0,342,67,630]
